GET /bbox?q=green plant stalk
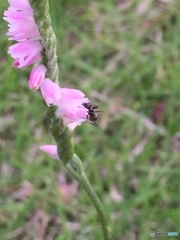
[30,0,110,239]
[66,156,111,240]
[80,172,110,240]
[50,119,111,240]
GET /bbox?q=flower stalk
[4,0,110,239]
[30,0,110,238]
[50,118,111,240]
[50,117,74,165]
[66,156,111,240]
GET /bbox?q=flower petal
[39,145,59,160]
[40,78,62,106]
[8,40,42,68]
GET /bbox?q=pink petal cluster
[4,0,42,68]
[40,78,89,130]
[4,0,91,159]
[4,0,90,131]
[3,0,40,41]
[39,80,89,159]
[8,40,42,69]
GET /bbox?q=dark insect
[82,102,101,126]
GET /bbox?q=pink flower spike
[8,40,42,68]
[39,145,59,160]
[40,78,62,106]
[29,65,47,90]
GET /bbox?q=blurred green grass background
[0,0,180,239]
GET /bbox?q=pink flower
[3,0,40,41]
[4,0,42,69]
[56,88,89,130]
[39,145,59,160]
[29,65,47,90]
[40,78,62,106]
[8,40,42,68]
[40,78,89,130]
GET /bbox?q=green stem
[81,172,110,240]
[66,160,111,240]
[29,1,110,238]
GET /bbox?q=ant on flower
[82,102,102,126]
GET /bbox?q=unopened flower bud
[29,65,47,90]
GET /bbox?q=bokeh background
[0,0,180,239]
